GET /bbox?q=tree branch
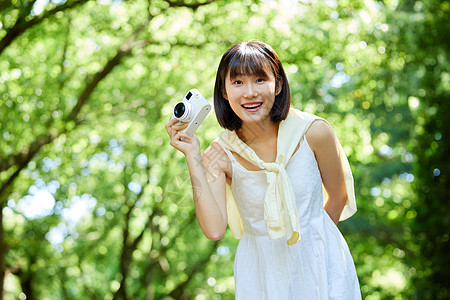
[166,241,219,299]
[0,130,61,196]
[0,11,153,297]
[112,176,136,300]
[66,14,153,122]
[0,0,89,56]
[113,164,154,300]
[58,15,72,91]
[141,210,197,299]
[0,16,153,174]
[168,0,215,10]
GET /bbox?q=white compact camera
[171,89,211,136]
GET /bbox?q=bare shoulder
[305,119,336,153]
[201,142,231,177]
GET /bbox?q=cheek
[224,84,237,100]
[268,82,277,93]
[264,85,277,101]
[225,89,240,104]
[229,100,241,111]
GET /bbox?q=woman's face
[223,68,280,127]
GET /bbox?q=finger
[166,125,175,138]
[167,124,180,138]
[171,123,188,137]
[165,124,171,135]
[165,118,180,133]
[168,118,180,126]
[170,134,189,148]
[170,125,178,138]
[173,131,192,143]
[172,122,189,131]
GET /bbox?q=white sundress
[220,137,361,300]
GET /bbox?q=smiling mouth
[241,102,263,109]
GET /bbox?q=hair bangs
[227,46,274,80]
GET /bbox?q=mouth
[241,102,263,111]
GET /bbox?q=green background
[0,0,448,299]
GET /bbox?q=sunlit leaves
[1,0,448,298]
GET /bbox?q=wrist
[185,151,202,167]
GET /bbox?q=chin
[241,112,271,125]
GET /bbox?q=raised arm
[306,120,347,224]
[165,118,229,240]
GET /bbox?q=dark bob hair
[214,41,291,131]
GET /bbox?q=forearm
[185,153,227,240]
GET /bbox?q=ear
[275,76,283,96]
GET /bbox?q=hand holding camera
[166,89,211,155]
[170,89,211,136]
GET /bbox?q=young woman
[166,41,361,299]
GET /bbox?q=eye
[256,78,265,83]
[233,80,243,85]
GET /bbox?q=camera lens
[173,101,194,122]
[174,103,185,118]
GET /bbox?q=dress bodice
[216,125,361,300]
[224,137,324,238]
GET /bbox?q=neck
[236,118,279,147]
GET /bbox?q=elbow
[205,231,225,241]
[340,191,348,207]
[206,234,224,241]
[337,194,347,209]
[333,188,348,208]
[325,192,347,224]
[204,227,226,241]
[335,194,348,223]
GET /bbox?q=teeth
[242,103,261,108]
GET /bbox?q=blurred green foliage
[0,0,448,299]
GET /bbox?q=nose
[244,83,258,98]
